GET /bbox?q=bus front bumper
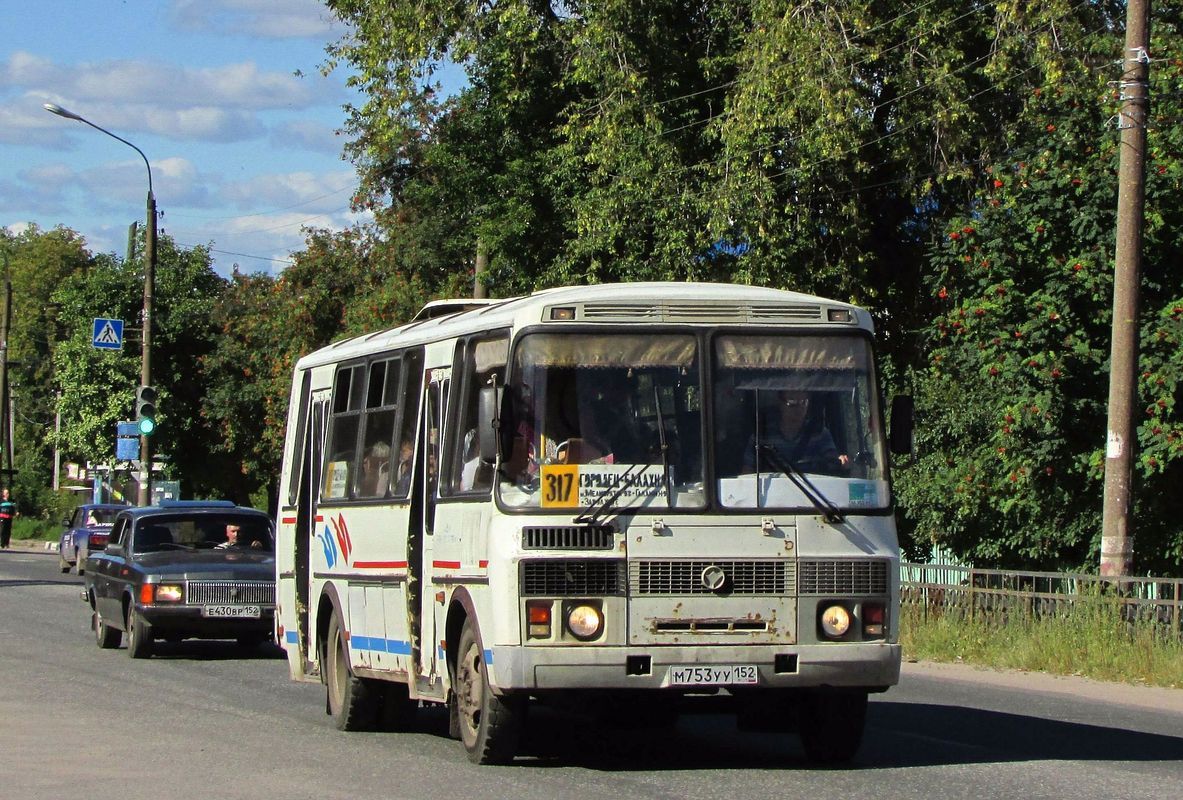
[490,642,900,692]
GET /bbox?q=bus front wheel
[454,620,523,764]
[798,690,868,764]
[324,612,379,731]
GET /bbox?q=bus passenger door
[409,373,447,689]
[295,391,329,674]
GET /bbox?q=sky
[1,0,370,276]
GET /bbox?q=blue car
[58,503,126,574]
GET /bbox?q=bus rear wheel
[324,612,379,731]
[454,620,523,764]
[799,690,868,764]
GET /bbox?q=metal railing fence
[900,562,1183,637]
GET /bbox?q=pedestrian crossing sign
[92,318,124,350]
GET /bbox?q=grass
[900,596,1183,689]
[10,517,61,541]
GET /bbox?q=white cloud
[271,119,342,153]
[224,170,357,214]
[171,0,343,40]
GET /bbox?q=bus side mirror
[889,395,914,456]
[478,385,502,464]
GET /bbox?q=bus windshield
[498,330,889,513]
[500,332,706,510]
[713,334,889,510]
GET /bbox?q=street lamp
[44,102,156,506]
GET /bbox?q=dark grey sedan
[83,500,275,658]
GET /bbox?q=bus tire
[324,612,379,731]
[454,620,523,764]
[799,690,867,764]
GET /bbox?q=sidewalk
[2,538,58,552]
[903,659,1183,714]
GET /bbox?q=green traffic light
[138,416,156,436]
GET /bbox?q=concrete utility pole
[1100,0,1151,578]
[43,103,157,506]
[474,243,488,300]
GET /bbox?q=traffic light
[135,385,158,436]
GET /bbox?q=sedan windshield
[499,333,705,511]
[132,515,274,554]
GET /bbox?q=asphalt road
[2,543,1181,800]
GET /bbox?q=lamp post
[44,102,156,506]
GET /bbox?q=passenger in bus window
[744,390,849,474]
[569,397,621,465]
[360,441,391,496]
[394,439,413,495]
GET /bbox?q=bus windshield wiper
[757,445,844,524]
[652,384,673,506]
[573,462,652,527]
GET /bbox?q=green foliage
[50,232,228,500]
[897,16,1183,572]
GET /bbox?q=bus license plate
[202,605,261,618]
[668,664,758,686]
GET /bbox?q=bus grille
[798,560,889,595]
[522,525,615,550]
[520,560,627,596]
[578,302,823,323]
[630,560,796,596]
[186,581,275,605]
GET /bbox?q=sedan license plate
[668,664,758,686]
[202,605,261,618]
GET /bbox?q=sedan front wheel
[126,606,154,659]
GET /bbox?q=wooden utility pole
[1100,0,1151,578]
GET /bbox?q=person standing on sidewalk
[0,488,16,548]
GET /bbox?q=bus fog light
[527,601,552,638]
[862,603,885,637]
[820,604,851,638]
[565,603,603,640]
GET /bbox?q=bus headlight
[565,603,603,640]
[819,604,852,638]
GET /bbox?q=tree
[52,233,229,501]
[0,224,95,516]
[896,11,1183,572]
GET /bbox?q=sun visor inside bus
[515,334,697,368]
[473,337,509,372]
[715,336,867,370]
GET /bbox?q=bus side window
[392,351,423,499]
[323,365,364,500]
[447,335,508,495]
[355,358,400,498]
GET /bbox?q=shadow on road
[376,698,1183,771]
[140,639,288,662]
[0,577,82,589]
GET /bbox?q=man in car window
[216,524,242,549]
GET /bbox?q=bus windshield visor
[712,334,889,510]
[500,333,705,510]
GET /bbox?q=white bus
[275,282,912,764]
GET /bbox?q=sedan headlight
[154,584,184,602]
[819,604,852,638]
